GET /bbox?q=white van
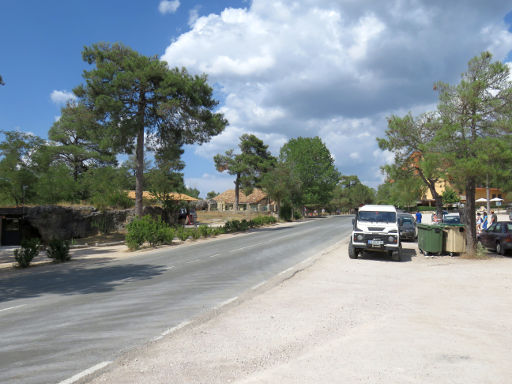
[349,204,401,261]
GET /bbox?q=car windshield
[358,211,396,223]
[443,215,460,224]
[400,216,413,224]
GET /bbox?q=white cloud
[185,173,235,198]
[188,6,200,27]
[163,0,512,189]
[50,90,76,105]
[158,0,180,15]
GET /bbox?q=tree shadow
[249,226,293,233]
[0,263,166,303]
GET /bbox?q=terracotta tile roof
[126,191,198,201]
[213,188,269,204]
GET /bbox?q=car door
[481,223,497,248]
[492,223,503,249]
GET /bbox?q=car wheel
[496,241,504,256]
[391,249,401,262]
[348,239,358,259]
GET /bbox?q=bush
[176,227,189,241]
[279,203,293,221]
[190,228,201,240]
[293,210,302,220]
[158,226,175,245]
[14,238,40,268]
[126,215,172,250]
[46,239,71,262]
[199,225,209,238]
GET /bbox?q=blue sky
[1,1,511,197]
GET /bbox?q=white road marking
[279,266,295,276]
[58,361,112,384]
[302,256,313,264]
[217,296,238,308]
[251,280,267,290]
[160,320,192,337]
[166,265,175,270]
[186,259,200,264]
[209,253,220,258]
[0,304,26,313]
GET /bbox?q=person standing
[476,212,482,233]
[490,210,498,225]
[415,210,422,223]
[482,212,488,230]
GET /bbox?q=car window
[358,211,396,223]
[507,223,512,232]
[400,216,413,224]
[487,223,497,232]
[493,223,502,233]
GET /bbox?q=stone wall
[23,206,134,242]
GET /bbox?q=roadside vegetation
[126,214,277,250]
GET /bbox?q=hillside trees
[378,112,445,217]
[330,175,375,211]
[434,51,512,252]
[214,134,275,211]
[0,131,43,206]
[279,137,339,208]
[47,101,117,182]
[74,42,227,216]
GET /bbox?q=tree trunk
[464,179,477,256]
[135,124,144,217]
[234,173,240,211]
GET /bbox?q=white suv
[349,205,401,261]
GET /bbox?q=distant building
[211,188,275,212]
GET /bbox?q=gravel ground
[84,239,512,384]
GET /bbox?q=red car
[477,221,512,255]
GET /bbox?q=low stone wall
[23,206,135,242]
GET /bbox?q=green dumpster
[442,224,466,256]
[417,224,444,255]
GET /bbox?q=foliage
[279,202,293,221]
[176,227,190,241]
[82,166,133,210]
[92,213,115,235]
[224,215,276,232]
[206,191,218,199]
[47,101,117,183]
[442,187,460,205]
[13,238,40,268]
[261,162,302,213]
[378,112,445,216]
[434,51,512,253]
[279,136,340,207]
[184,187,200,199]
[34,162,78,204]
[74,42,227,216]
[125,215,172,249]
[214,134,275,210]
[0,74,4,86]
[46,239,71,262]
[330,175,375,211]
[0,130,43,206]
[199,225,209,238]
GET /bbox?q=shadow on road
[0,263,166,303]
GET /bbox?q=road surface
[0,216,353,384]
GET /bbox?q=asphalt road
[0,216,353,384]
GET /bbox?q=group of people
[476,210,497,233]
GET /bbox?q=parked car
[477,221,512,255]
[443,212,461,224]
[398,213,416,241]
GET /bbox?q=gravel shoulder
[85,240,512,384]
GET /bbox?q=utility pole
[486,175,490,214]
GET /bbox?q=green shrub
[46,239,71,262]
[279,203,293,221]
[199,225,209,238]
[293,210,302,220]
[176,227,189,241]
[126,215,172,249]
[14,238,40,268]
[158,226,175,245]
[190,228,201,240]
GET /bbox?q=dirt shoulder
[84,240,512,384]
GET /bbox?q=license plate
[369,240,384,246]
